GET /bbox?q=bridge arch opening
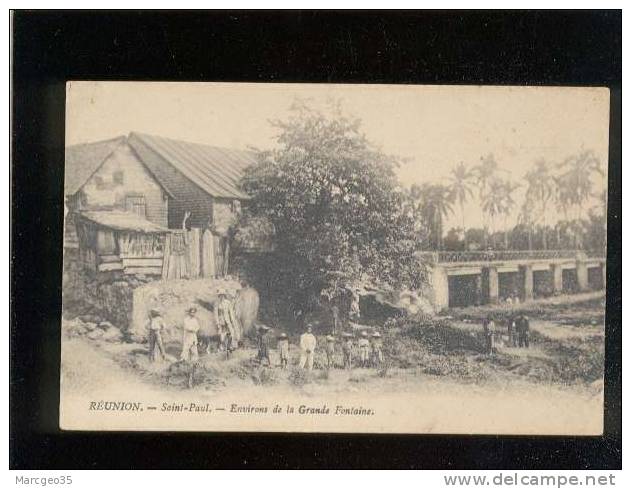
[447,274,481,308]
[533,270,554,298]
[562,269,579,293]
[587,266,604,290]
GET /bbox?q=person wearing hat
[325,335,336,369]
[483,316,497,355]
[216,288,239,356]
[342,332,354,370]
[180,306,200,362]
[278,332,290,369]
[370,331,384,367]
[358,331,370,368]
[256,325,272,366]
[299,325,317,370]
[147,308,166,362]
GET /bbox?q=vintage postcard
[60,82,609,434]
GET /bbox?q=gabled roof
[77,210,169,233]
[64,136,127,195]
[128,132,254,200]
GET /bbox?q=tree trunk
[541,208,547,250]
[461,201,467,251]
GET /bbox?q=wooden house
[64,132,263,279]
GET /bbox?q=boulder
[83,321,98,332]
[87,328,104,340]
[101,326,123,343]
[79,314,102,324]
[98,320,115,330]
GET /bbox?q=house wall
[77,143,168,227]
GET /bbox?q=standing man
[147,309,166,362]
[299,324,317,370]
[370,331,384,367]
[256,325,272,366]
[358,331,370,368]
[342,332,354,370]
[482,317,496,355]
[181,306,200,362]
[278,332,290,369]
[216,288,238,357]
[325,335,336,369]
[517,314,530,348]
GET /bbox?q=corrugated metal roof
[128,132,253,200]
[77,210,169,233]
[64,136,126,195]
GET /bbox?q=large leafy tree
[242,102,425,318]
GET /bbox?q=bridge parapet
[419,250,604,265]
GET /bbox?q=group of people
[256,325,385,370]
[482,313,531,355]
[147,301,386,371]
[146,286,244,363]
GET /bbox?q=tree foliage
[242,102,425,316]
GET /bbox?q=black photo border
[10,10,622,469]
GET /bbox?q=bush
[251,367,278,385]
[288,368,312,387]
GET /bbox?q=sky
[66,82,610,229]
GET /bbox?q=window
[125,195,146,217]
[94,175,105,189]
[113,170,124,185]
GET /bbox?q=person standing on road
[370,331,384,367]
[342,332,354,369]
[358,331,370,367]
[180,307,200,362]
[482,317,497,355]
[278,332,290,369]
[299,324,317,370]
[517,314,530,348]
[256,325,272,366]
[216,289,238,357]
[147,309,166,362]
[325,335,336,369]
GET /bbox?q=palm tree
[482,178,519,249]
[524,159,556,249]
[518,198,536,251]
[412,183,454,250]
[481,179,504,249]
[557,150,603,248]
[499,180,520,249]
[448,162,474,250]
[474,154,499,247]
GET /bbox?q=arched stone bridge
[418,250,606,310]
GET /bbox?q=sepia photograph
[58,81,609,435]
